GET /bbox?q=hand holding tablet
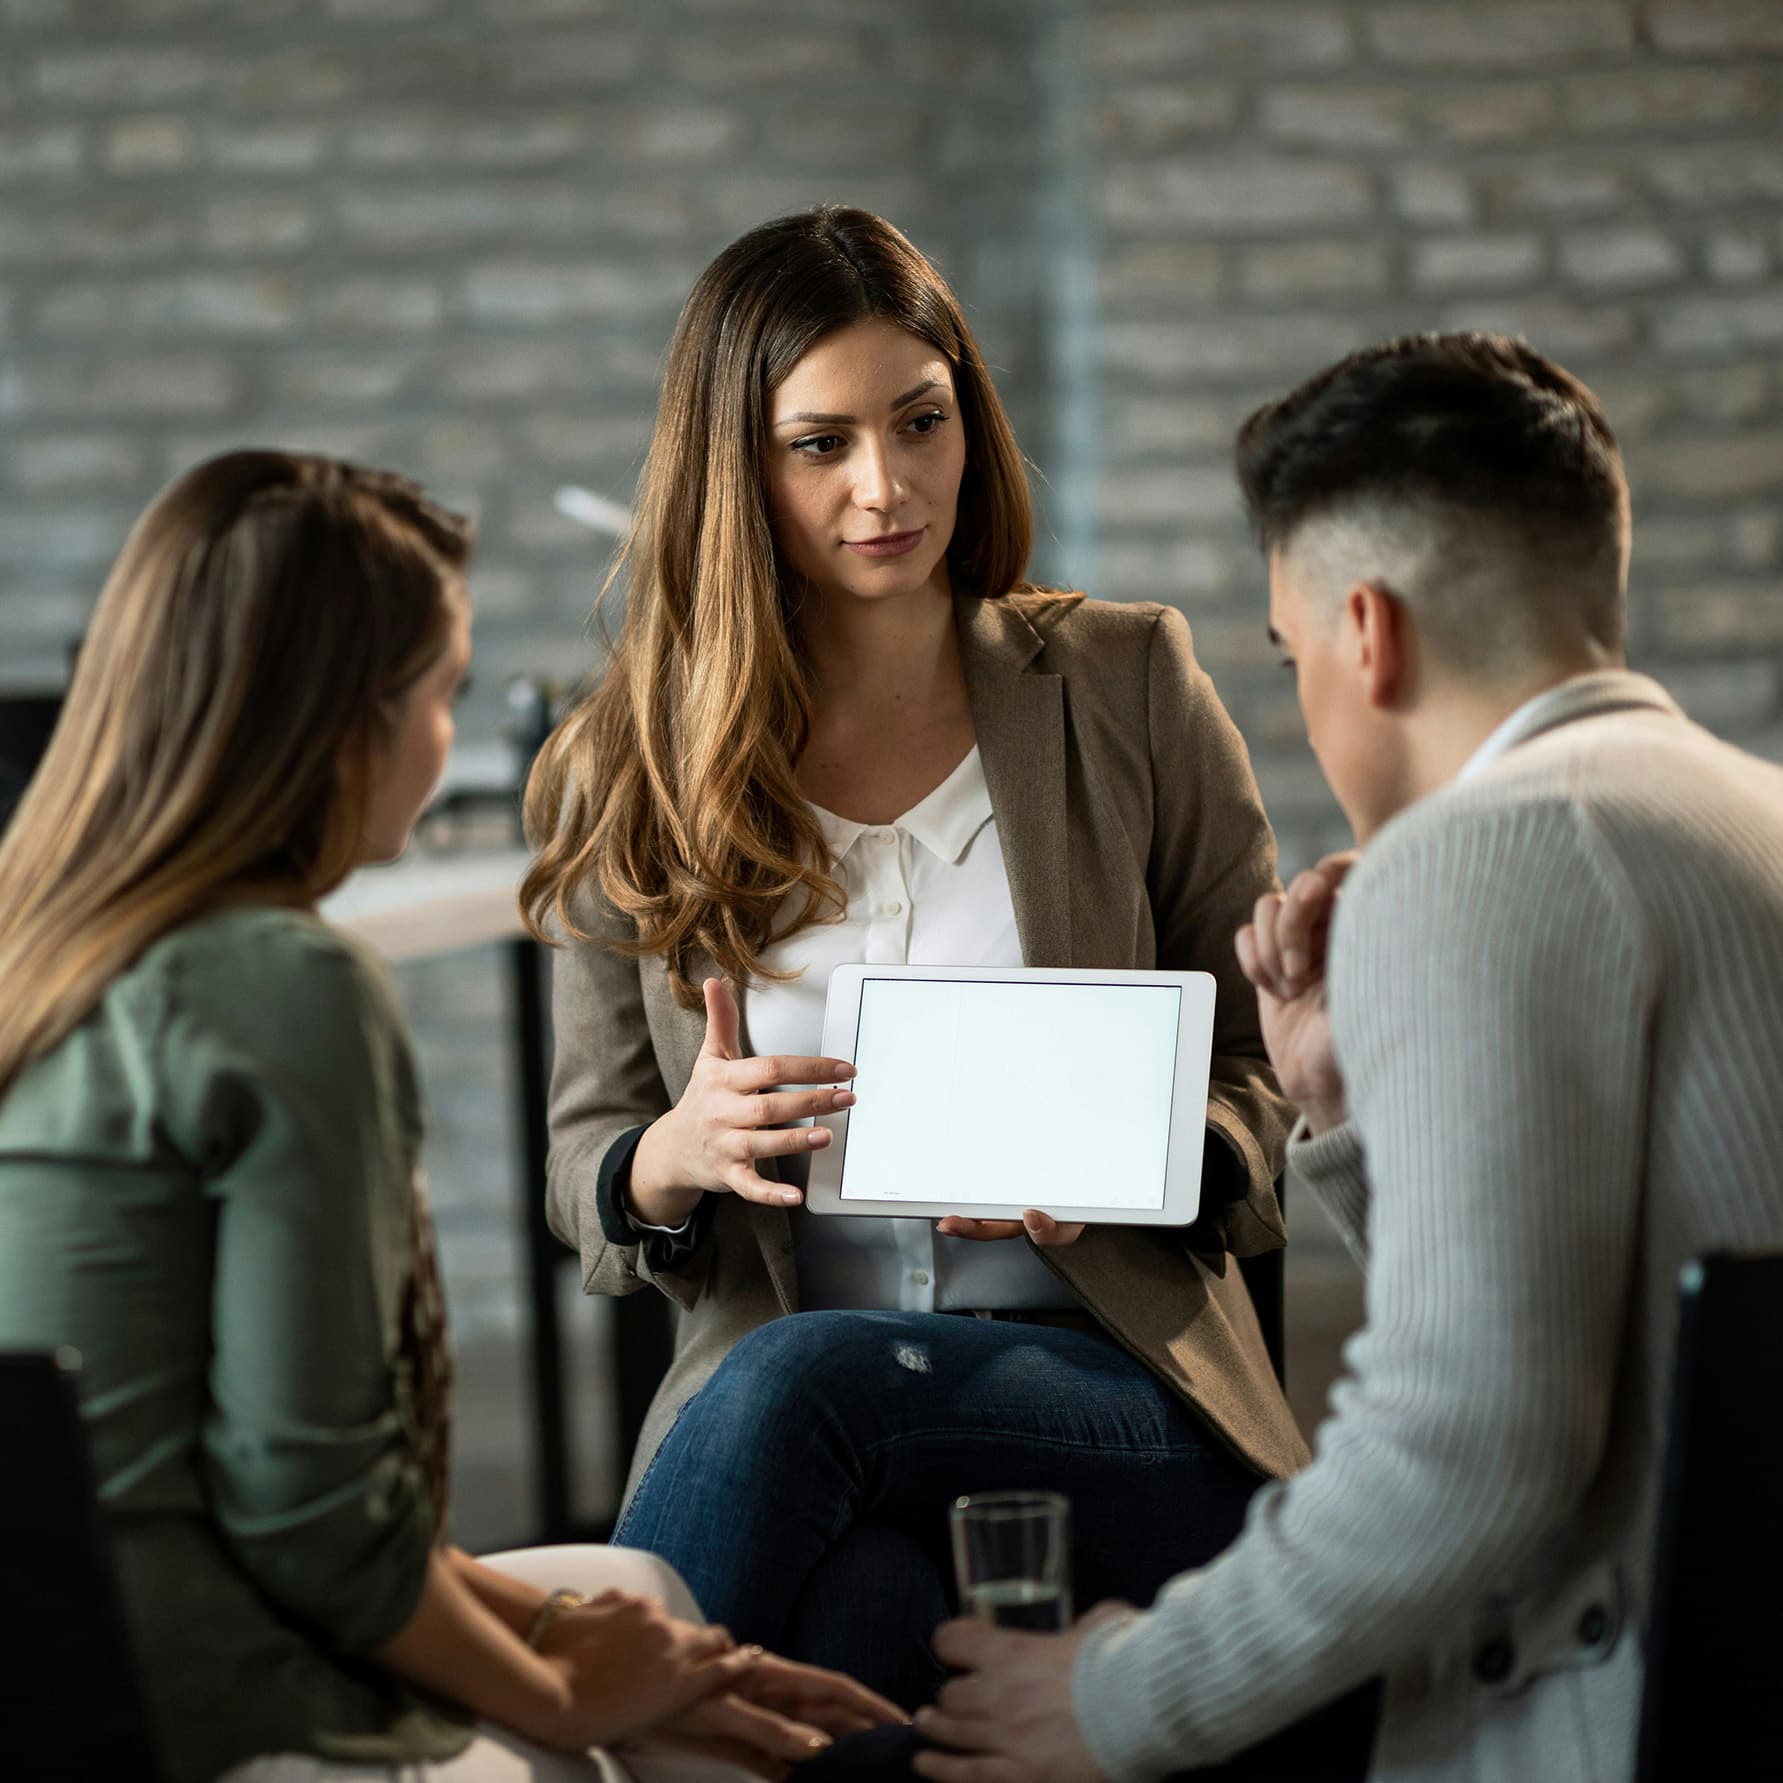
[936,1207,1085,1247]
[806,964,1217,1227]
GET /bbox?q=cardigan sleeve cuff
[1285,1115,1370,1264]
[1072,1605,1186,1782]
[595,1125,653,1244]
[595,1124,714,1273]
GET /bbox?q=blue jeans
[613,1310,1264,1709]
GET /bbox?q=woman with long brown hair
[0,450,897,1783]
[524,207,1309,1711]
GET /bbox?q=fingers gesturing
[1236,850,1357,1003]
[633,978,859,1214]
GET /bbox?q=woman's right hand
[527,1589,755,1753]
[626,977,857,1228]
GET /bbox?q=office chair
[1236,1174,1288,1388]
[0,1350,163,1780]
[1635,1250,1783,1782]
[0,691,62,834]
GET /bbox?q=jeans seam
[852,1427,1215,1466]
[612,1390,701,1543]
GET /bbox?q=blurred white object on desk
[321,847,531,962]
[553,485,632,537]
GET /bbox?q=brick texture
[0,0,1050,744]
[4,1,1775,873]
[1082,0,1783,862]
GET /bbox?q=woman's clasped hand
[533,1589,905,1772]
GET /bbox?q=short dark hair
[1236,331,1625,555]
[1235,333,1629,666]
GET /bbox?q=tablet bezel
[803,963,1216,1226]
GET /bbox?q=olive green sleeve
[159,917,434,1655]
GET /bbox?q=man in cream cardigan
[907,333,1783,1781]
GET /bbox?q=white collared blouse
[747,745,1078,1312]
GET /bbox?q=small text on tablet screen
[839,978,1179,1210]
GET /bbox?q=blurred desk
[322,849,584,1539]
[323,848,533,958]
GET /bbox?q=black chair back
[0,691,63,834]
[1235,1174,1288,1387]
[1636,1251,1783,1782]
[0,1350,162,1780]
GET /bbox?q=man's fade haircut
[1235,332,1630,675]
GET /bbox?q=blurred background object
[0,695,62,833]
[3,0,1779,1546]
[552,484,632,538]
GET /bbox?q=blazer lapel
[957,593,1072,967]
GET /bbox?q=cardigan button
[1471,1638,1515,1685]
[1578,1604,1611,1647]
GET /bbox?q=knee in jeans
[710,1310,890,1421]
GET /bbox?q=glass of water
[949,1490,1072,1631]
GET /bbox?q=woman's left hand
[727,1651,908,1737]
[650,1651,908,1778]
[936,1210,1084,1246]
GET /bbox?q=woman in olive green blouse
[0,452,896,1782]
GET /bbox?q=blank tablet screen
[839,976,1181,1210]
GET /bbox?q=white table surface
[319,846,532,962]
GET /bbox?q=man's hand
[935,1210,1085,1246]
[909,1612,1122,1783]
[1235,852,1357,1136]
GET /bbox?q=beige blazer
[545,592,1310,1503]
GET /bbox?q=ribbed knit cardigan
[1074,675,1783,1782]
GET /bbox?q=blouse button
[912,1269,930,1285]
[883,900,904,917]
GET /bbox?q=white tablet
[804,963,1217,1226]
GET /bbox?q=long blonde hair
[0,450,472,1096]
[523,206,1044,1006]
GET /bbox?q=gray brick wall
[0,0,1052,723]
[7,2,1777,867]
[3,0,1780,1540]
[1077,0,1783,867]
